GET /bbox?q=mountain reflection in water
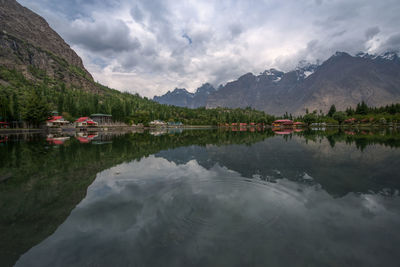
[1,128,400,267]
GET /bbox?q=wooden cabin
[90,114,112,125]
[272,119,293,127]
[149,120,167,127]
[46,116,70,127]
[0,122,9,128]
[75,117,98,127]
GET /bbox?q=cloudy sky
[18,0,400,98]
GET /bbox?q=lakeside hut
[167,121,183,127]
[46,116,70,127]
[272,119,293,127]
[344,118,357,124]
[90,114,112,125]
[149,120,167,127]
[75,117,98,127]
[0,122,9,128]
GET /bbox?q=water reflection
[16,156,400,267]
[1,128,400,266]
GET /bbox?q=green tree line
[0,66,274,127]
[296,102,400,125]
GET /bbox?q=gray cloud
[379,33,400,52]
[229,24,243,39]
[17,0,400,97]
[365,26,380,40]
[130,5,144,22]
[65,19,141,53]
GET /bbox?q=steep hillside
[0,0,100,93]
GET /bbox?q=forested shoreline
[1,65,399,128]
[0,66,274,127]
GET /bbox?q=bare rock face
[290,52,400,115]
[0,0,100,93]
[0,0,89,74]
[207,52,400,115]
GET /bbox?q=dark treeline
[0,66,274,127]
[346,101,400,115]
[290,101,400,125]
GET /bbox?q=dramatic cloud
[365,26,380,40]
[66,19,141,53]
[18,0,400,97]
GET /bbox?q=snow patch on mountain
[356,51,399,62]
[295,61,319,80]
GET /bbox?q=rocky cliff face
[0,0,101,93]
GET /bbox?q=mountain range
[153,83,216,108]
[1,0,400,118]
[154,51,400,115]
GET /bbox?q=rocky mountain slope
[153,83,216,108]
[156,51,400,115]
[0,0,100,93]
[208,51,400,115]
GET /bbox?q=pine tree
[327,104,336,117]
[21,90,51,127]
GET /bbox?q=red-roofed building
[0,122,9,128]
[46,116,69,127]
[75,117,98,127]
[344,118,357,124]
[272,119,293,127]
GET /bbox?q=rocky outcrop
[0,0,89,74]
[0,0,102,93]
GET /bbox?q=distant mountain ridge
[154,51,400,115]
[153,83,216,108]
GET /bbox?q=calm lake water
[1,128,400,267]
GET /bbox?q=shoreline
[0,124,398,135]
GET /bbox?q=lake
[1,128,400,267]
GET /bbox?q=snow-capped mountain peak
[259,68,284,82]
[356,51,399,62]
[295,60,319,80]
